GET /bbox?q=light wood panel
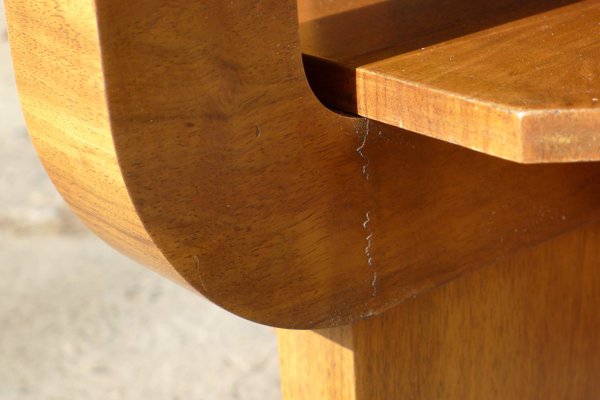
[3,0,181,282]
[7,0,600,327]
[277,328,356,400]
[278,221,600,399]
[301,0,600,162]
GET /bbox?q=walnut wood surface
[7,0,600,328]
[278,221,600,399]
[3,0,180,282]
[301,0,600,162]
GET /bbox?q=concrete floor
[0,5,281,400]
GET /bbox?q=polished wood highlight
[7,0,600,328]
[278,221,600,399]
[301,0,600,162]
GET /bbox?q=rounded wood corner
[8,0,600,329]
[7,0,377,328]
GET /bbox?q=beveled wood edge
[300,0,600,164]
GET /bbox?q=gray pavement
[0,5,280,400]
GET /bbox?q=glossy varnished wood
[301,0,600,162]
[6,0,600,328]
[278,221,600,399]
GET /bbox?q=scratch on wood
[193,255,209,293]
[358,120,377,296]
[371,272,377,297]
[356,119,370,180]
[363,212,374,267]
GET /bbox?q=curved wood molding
[7,0,600,328]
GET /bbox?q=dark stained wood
[301,0,600,162]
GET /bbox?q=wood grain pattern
[278,221,600,399]
[3,0,182,282]
[7,0,600,328]
[301,0,600,162]
[277,328,356,400]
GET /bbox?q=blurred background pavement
[0,4,280,399]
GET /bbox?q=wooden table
[6,0,600,398]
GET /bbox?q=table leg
[278,222,600,399]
